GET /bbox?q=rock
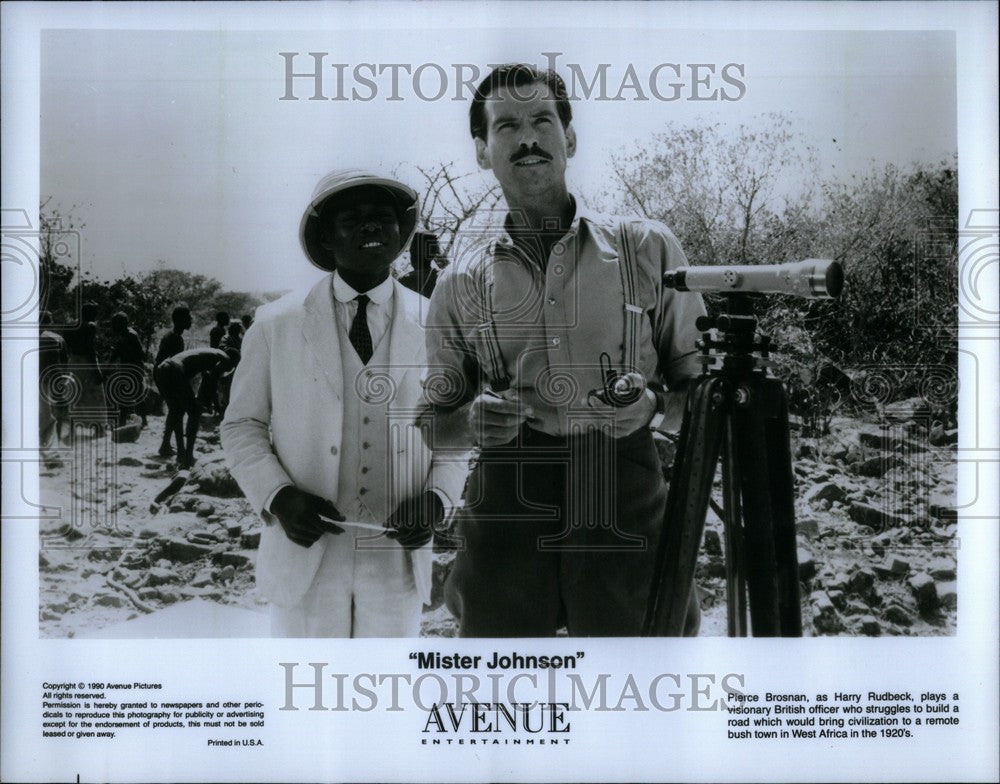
[858,431,927,453]
[196,502,215,518]
[49,602,69,614]
[158,535,213,563]
[937,582,957,610]
[810,591,844,634]
[804,481,848,506]
[884,604,914,627]
[189,457,243,498]
[136,528,158,540]
[112,416,143,444]
[703,529,722,556]
[191,569,215,587]
[797,548,816,580]
[844,599,869,616]
[39,552,51,569]
[138,587,159,601]
[908,573,939,614]
[241,530,262,549]
[226,523,243,538]
[849,501,905,530]
[826,572,850,591]
[883,396,932,423]
[117,456,144,467]
[187,529,221,545]
[856,615,881,636]
[705,557,727,578]
[928,502,958,521]
[827,444,849,462]
[217,550,253,569]
[94,593,124,608]
[146,566,179,586]
[156,588,181,604]
[827,589,846,610]
[795,442,816,459]
[928,558,956,581]
[217,565,236,584]
[847,568,876,597]
[796,517,820,538]
[874,556,910,577]
[154,470,191,504]
[855,455,903,478]
[41,609,62,621]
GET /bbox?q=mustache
[510,145,553,164]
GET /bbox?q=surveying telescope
[644,258,844,637]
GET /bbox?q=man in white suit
[221,169,466,637]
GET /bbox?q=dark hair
[171,306,191,328]
[227,320,244,336]
[81,301,99,322]
[410,230,441,269]
[111,311,129,329]
[215,311,230,325]
[469,64,572,142]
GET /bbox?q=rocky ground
[38,407,957,638]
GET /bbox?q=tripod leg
[721,421,748,636]
[731,384,782,636]
[760,377,803,636]
[644,377,728,636]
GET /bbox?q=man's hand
[588,373,657,437]
[384,491,445,550]
[270,485,344,548]
[469,391,532,447]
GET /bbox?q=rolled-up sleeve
[648,223,707,387]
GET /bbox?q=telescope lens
[823,261,844,299]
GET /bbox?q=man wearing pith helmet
[222,169,466,637]
[424,64,708,637]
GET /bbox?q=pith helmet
[299,168,418,271]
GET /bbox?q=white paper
[2,2,997,782]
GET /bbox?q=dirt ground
[38,410,957,639]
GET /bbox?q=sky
[39,23,957,294]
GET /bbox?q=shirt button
[553,264,564,275]
[552,337,560,346]
[361,466,369,474]
[359,488,367,496]
[330,446,338,456]
[362,442,370,449]
[553,243,565,255]
[363,416,370,424]
[548,297,556,305]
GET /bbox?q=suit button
[330,446,338,455]
[362,442,370,449]
[359,487,367,495]
[363,416,370,424]
[361,466,369,474]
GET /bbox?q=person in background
[38,310,70,446]
[219,320,244,353]
[154,306,192,367]
[63,301,109,424]
[398,230,444,299]
[209,311,230,349]
[240,313,253,332]
[154,346,233,468]
[108,311,148,427]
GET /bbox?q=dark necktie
[349,294,373,364]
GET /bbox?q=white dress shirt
[332,271,394,351]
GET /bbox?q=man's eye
[536,117,552,125]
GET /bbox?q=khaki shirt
[424,200,707,436]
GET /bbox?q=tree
[395,161,503,260]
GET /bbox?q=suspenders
[475,221,641,392]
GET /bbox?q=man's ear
[474,137,492,171]
[565,124,577,159]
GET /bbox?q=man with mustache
[222,170,466,637]
[424,64,707,637]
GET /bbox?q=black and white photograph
[3,2,997,782]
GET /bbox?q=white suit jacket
[220,275,466,607]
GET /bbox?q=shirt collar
[496,194,599,248]
[332,271,394,305]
